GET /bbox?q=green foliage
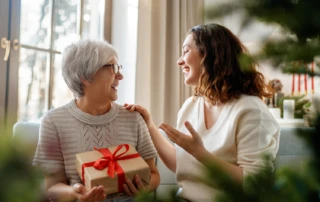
[0,134,44,202]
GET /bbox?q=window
[18,0,106,121]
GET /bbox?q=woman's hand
[73,183,106,202]
[124,104,155,129]
[159,121,206,159]
[123,174,148,196]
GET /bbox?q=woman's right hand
[73,183,106,202]
[124,104,155,129]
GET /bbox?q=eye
[183,49,189,54]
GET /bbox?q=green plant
[0,128,45,202]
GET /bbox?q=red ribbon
[81,144,141,192]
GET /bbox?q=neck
[204,99,223,108]
[76,96,112,115]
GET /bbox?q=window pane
[53,0,79,51]
[51,54,74,108]
[18,49,47,122]
[20,0,51,48]
[82,0,105,39]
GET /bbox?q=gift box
[76,144,150,194]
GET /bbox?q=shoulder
[116,104,144,122]
[227,95,277,124]
[229,95,267,111]
[177,96,202,121]
[40,101,75,130]
[43,102,71,121]
[180,96,201,111]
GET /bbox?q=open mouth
[182,67,190,76]
[111,84,118,91]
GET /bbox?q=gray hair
[61,39,118,97]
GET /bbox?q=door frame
[0,0,20,135]
[0,0,9,134]
[6,0,21,134]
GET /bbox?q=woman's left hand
[123,174,147,196]
[159,121,205,158]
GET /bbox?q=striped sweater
[33,100,157,200]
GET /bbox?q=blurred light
[83,14,90,22]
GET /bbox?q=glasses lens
[114,64,122,73]
[113,64,118,73]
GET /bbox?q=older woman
[33,40,160,202]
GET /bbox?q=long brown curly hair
[189,23,272,105]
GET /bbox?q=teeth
[182,68,189,74]
[111,85,118,90]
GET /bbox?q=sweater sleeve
[33,113,64,174]
[236,105,280,178]
[135,113,158,160]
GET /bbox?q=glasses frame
[101,63,123,74]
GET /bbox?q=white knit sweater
[175,95,280,202]
[33,100,157,201]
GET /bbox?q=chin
[112,95,118,101]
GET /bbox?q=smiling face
[177,34,203,86]
[84,57,123,103]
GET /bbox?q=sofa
[12,122,313,198]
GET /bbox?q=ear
[81,78,91,86]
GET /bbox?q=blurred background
[1,0,319,133]
[1,1,320,201]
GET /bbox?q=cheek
[186,54,201,68]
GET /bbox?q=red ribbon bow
[81,144,141,192]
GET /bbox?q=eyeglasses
[101,64,123,74]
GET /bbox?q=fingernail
[135,175,140,182]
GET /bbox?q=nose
[116,72,124,80]
[177,55,184,66]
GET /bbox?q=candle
[292,73,295,96]
[311,61,314,94]
[304,63,307,94]
[283,99,295,119]
[298,73,301,95]
[297,61,301,95]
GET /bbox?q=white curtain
[135,0,204,126]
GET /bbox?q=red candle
[292,73,295,96]
[311,61,315,94]
[298,73,301,95]
[304,63,307,94]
